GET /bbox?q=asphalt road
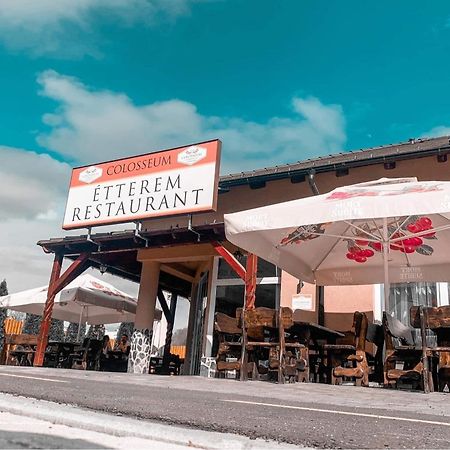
[0,367,449,449]
[0,396,292,449]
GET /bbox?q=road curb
[0,393,299,449]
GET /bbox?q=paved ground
[0,366,449,448]
[0,394,295,449]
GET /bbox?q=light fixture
[336,168,349,177]
[249,180,266,190]
[384,161,396,170]
[437,154,448,163]
[290,174,306,184]
[233,249,245,263]
[99,264,107,275]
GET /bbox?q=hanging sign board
[292,294,314,311]
[63,139,221,230]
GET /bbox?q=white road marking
[222,399,450,427]
[0,373,68,383]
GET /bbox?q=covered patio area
[33,222,255,375]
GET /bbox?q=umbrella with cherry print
[225,177,450,311]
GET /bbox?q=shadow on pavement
[0,430,108,449]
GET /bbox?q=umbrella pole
[77,306,84,342]
[382,218,390,314]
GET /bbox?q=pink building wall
[281,271,375,331]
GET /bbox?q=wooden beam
[160,263,195,283]
[138,243,217,263]
[211,241,246,281]
[35,252,91,367]
[49,253,91,298]
[163,293,178,373]
[157,288,172,323]
[34,253,63,366]
[194,259,212,283]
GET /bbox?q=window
[215,257,280,315]
[218,255,278,279]
[388,282,437,324]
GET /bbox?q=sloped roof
[220,135,450,187]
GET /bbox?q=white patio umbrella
[224,177,450,309]
[0,274,154,328]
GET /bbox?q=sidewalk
[0,393,299,449]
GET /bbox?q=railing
[1,319,186,362]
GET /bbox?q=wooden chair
[331,312,371,386]
[238,307,305,383]
[382,312,424,390]
[214,312,257,379]
[71,338,103,370]
[0,334,38,366]
[410,305,450,393]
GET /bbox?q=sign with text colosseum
[63,139,221,230]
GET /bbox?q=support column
[34,253,63,367]
[128,261,160,374]
[245,254,258,310]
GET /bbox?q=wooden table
[45,341,79,368]
[288,322,345,383]
[9,350,35,366]
[291,322,345,340]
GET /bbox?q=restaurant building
[37,135,450,374]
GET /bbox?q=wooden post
[245,254,258,310]
[239,308,249,381]
[239,254,257,380]
[34,252,91,367]
[419,306,431,393]
[211,242,251,381]
[34,253,63,367]
[278,306,286,384]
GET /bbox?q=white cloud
[0,147,70,220]
[421,125,450,138]
[0,146,141,293]
[37,70,346,173]
[0,0,192,57]
[0,70,345,299]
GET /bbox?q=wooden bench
[410,305,450,392]
[237,307,306,383]
[0,334,38,365]
[215,312,250,379]
[332,312,370,386]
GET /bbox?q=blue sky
[2,0,450,291]
[3,0,450,165]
